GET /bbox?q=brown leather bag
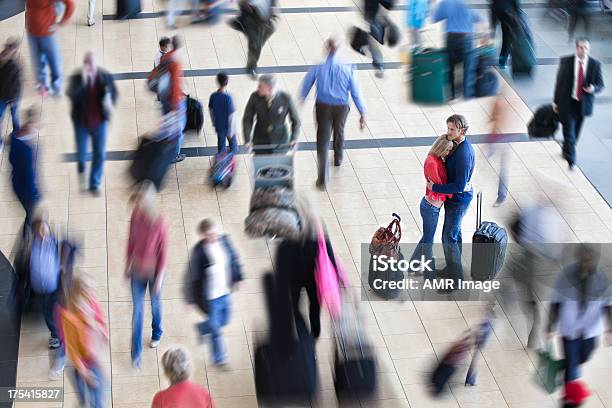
[369,213,401,258]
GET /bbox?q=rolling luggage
[474,45,499,97]
[334,300,377,398]
[184,95,204,133]
[430,334,473,396]
[528,104,559,138]
[116,0,141,19]
[470,192,508,282]
[368,213,404,299]
[210,150,237,188]
[350,27,370,55]
[411,48,448,104]
[510,11,536,77]
[254,274,317,400]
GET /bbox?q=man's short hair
[198,218,216,234]
[259,74,276,88]
[575,37,590,47]
[217,71,229,87]
[326,36,341,53]
[446,114,469,131]
[159,37,171,49]
[171,35,183,50]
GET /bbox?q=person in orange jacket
[25,0,74,96]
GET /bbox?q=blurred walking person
[148,35,187,163]
[487,94,511,207]
[0,38,22,151]
[125,182,168,368]
[409,135,454,274]
[546,244,612,385]
[243,74,300,154]
[567,0,590,40]
[67,52,118,195]
[406,0,429,46]
[25,0,74,96]
[185,219,243,366]
[300,37,367,190]
[490,0,520,68]
[87,0,96,25]
[553,38,604,169]
[152,347,214,407]
[433,0,482,99]
[229,0,276,78]
[57,275,108,407]
[9,106,41,234]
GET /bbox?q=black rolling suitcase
[470,192,508,281]
[334,300,377,399]
[184,95,204,133]
[254,274,317,400]
[129,136,177,190]
[116,0,141,19]
[528,104,559,138]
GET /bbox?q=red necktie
[576,60,584,101]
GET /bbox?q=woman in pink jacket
[126,181,168,368]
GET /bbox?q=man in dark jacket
[0,38,22,150]
[66,52,118,194]
[243,74,300,155]
[185,219,243,366]
[553,39,604,169]
[9,106,41,235]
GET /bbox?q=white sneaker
[48,359,65,380]
[150,339,161,348]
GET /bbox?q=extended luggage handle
[476,192,482,230]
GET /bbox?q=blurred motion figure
[0,37,22,150]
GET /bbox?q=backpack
[184,95,204,133]
[528,104,559,138]
[147,58,172,97]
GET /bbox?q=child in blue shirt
[208,72,237,153]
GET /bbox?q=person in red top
[151,347,215,408]
[26,0,74,96]
[410,135,454,274]
[148,35,187,163]
[125,181,169,368]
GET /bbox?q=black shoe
[88,186,100,196]
[315,180,326,191]
[228,17,245,33]
[334,157,342,167]
[247,68,257,80]
[78,162,85,174]
[568,162,575,171]
[172,153,186,163]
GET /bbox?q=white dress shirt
[572,55,589,101]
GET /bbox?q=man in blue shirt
[427,115,475,281]
[433,0,482,99]
[300,38,367,190]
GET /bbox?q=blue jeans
[75,122,108,189]
[410,197,441,274]
[562,336,596,383]
[27,33,62,94]
[442,198,471,281]
[131,277,163,363]
[42,290,59,339]
[197,294,231,364]
[0,98,20,140]
[73,362,105,408]
[446,33,476,99]
[216,130,238,153]
[162,99,187,157]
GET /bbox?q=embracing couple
[410,114,475,282]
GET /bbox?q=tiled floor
[2,1,612,407]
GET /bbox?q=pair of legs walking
[197,294,231,364]
[73,362,105,408]
[441,199,471,282]
[560,101,584,167]
[27,34,62,95]
[315,103,349,187]
[0,98,20,145]
[74,121,108,191]
[446,33,476,99]
[131,277,163,365]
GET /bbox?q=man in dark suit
[553,38,604,169]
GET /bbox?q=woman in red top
[410,135,454,274]
[151,347,215,408]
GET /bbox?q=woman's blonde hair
[295,194,319,243]
[66,274,91,313]
[429,135,454,158]
[162,347,192,384]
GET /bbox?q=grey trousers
[315,102,349,186]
